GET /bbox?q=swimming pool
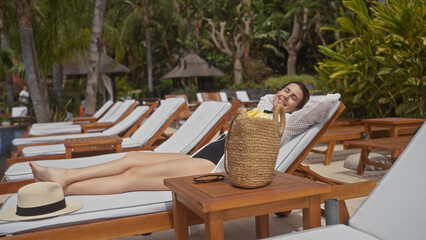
[0,126,26,179]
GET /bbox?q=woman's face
[273,83,304,113]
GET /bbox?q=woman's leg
[30,151,191,188]
[63,158,215,195]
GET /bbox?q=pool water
[0,126,26,179]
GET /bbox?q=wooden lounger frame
[0,101,376,239]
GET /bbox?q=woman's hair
[280,81,310,110]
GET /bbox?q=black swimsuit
[191,133,226,165]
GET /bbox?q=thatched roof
[162,52,225,79]
[62,53,130,76]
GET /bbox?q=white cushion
[13,132,105,146]
[236,90,250,101]
[102,106,148,136]
[96,101,123,123]
[196,93,203,102]
[28,125,82,136]
[102,99,135,123]
[130,98,184,145]
[349,123,426,240]
[219,92,228,101]
[93,100,114,119]
[31,122,73,129]
[11,107,27,118]
[154,101,231,154]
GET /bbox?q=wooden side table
[362,118,424,138]
[64,135,122,158]
[344,135,413,175]
[164,171,331,240]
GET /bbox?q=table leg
[116,143,122,152]
[391,126,398,137]
[172,193,189,240]
[357,147,370,175]
[303,195,321,229]
[65,149,72,159]
[205,211,224,240]
[324,141,336,165]
[255,215,270,239]
[364,124,371,139]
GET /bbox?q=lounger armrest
[81,122,115,133]
[72,116,97,124]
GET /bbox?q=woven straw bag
[225,104,285,188]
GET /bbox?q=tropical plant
[315,0,425,118]
[264,74,320,93]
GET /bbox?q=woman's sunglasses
[193,174,225,184]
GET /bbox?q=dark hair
[279,81,310,110]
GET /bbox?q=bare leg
[30,151,191,188]
[63,158,215,195]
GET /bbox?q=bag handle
[224,110,246,174]
[273,104,286,136]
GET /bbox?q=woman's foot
[29,162,68,188]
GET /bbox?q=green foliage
[115,76,134,98]
[244,59,273,84]
[264,74,320,93]
[170,86,199,102]
[316,0,425,118]
[50,99,73,122]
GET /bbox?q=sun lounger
[9,107,30,125]
[7,98,186,164]
[29,100,114,130]
[3,100,241,181]
[26,100,137,136]
[197,92,228,102]
[164,94,193,128]
[236,90,259,107]
[264,122,426,240]
[0,97,357,239]
[11,103,155,155]
[27,100,120,133]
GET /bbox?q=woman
[30,82,310,196]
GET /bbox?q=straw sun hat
[0,182,83,221]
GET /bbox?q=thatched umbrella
[62,53,130,76]
[60,53,130,101]
[162,52,224,91]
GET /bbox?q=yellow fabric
[246,108,270,119]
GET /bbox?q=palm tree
[124,0,154,97]
[33,0,92,104]
[84,0,106,116]
[14,0,51,122]
[0,1,14,111]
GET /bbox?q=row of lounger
[2,94,423,239]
